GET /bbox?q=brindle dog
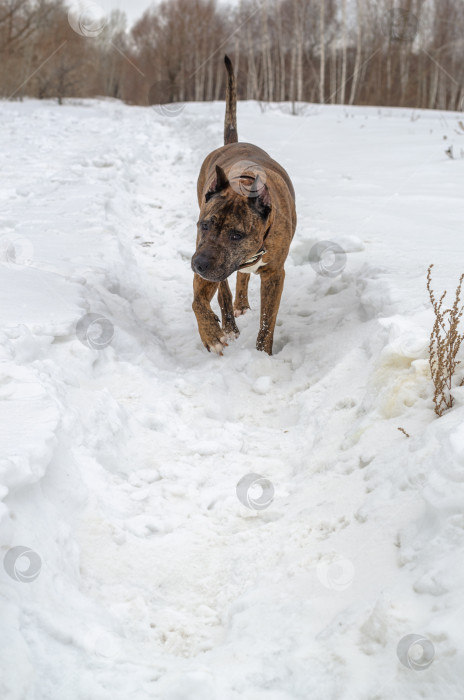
[191,56,296,355]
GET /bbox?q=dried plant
[397,427,410,438]
[427,264,464,416]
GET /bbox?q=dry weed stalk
[427,264,464,416]
[397,427,410,438]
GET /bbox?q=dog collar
[238,248,267,271]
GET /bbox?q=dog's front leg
[256,267,285,355]
[192,274,229,354]
[218,280,240,340]
[234,272,251,317]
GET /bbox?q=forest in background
[1,0,463,111]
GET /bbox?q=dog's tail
[224,55,238,145]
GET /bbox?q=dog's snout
[192,252,212,275]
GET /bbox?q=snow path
[1,99,464,699]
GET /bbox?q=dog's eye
[230,231,244,241]
[199,221,209,232]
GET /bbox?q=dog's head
[191,164,272,282]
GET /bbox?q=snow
[1,96,464,699]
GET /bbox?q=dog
[191,56,296,355]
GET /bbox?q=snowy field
[1,97,464,699]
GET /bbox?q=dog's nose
[192,252,212,275]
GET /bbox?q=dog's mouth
[238,248,266,271]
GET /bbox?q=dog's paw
[222,316,240,340]
[198,313,235,356]
[234,306,249,318]
[206,335,229,355]
[223,329,239,343]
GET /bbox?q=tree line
[1,0,463,111]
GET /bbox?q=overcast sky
[95,0,238,28]
[98,0,155,25]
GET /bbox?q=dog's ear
[205,165,229,202]
[248,175,271,218]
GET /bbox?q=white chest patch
[241,258,267,275]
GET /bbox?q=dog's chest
[241,258,267,275]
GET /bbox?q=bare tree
[340,0,347,103]
[319,0,325,102]
[2,0,464,112]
